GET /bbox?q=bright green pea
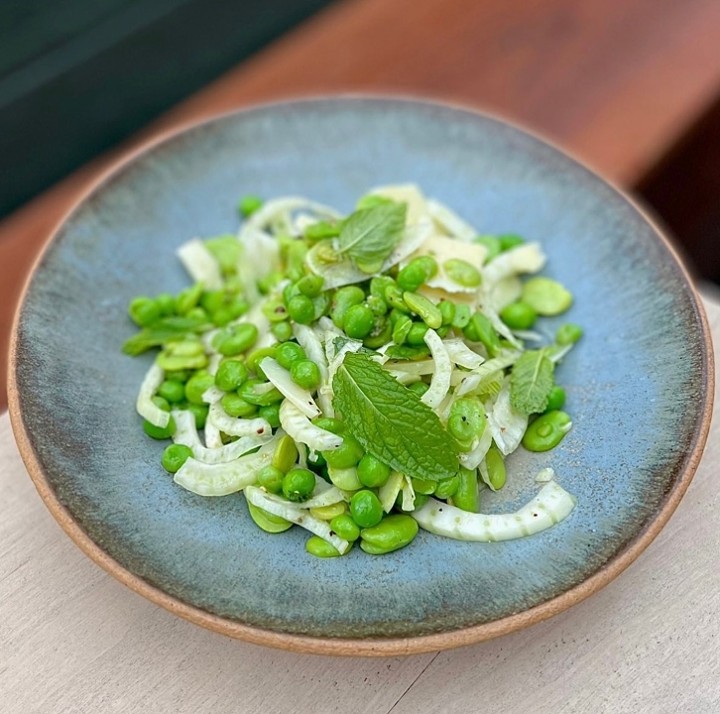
[272,435,299,473]
[214,359,248,392]
[290,359,321,390]
[406,321,429,346]
[411,478,436,495]
[313,416,345,434]
[185,307,209,323]
[213,323,258,357]
[143,415,175,440]
[258,403,281,428]
[323,434,363,469]
[312,292,330,320]
[185,402,209,429]
[546,385,566,411]
[287,294,315,324]
[397,256,438,292]
[275,341,306,370]
[161,443,193,473]
[452,303,472,329]
[155,293,176,316]
[439,300,456,326]
[350,490,384,528]
[522,410,573,452]
[246,347,277,377]
[184,372,215,405]
[330,514,361,541]
[474,235,502,262]
[498,233,525,251]
[499,301,537,330]
[238,194,263,217]
[408,381,429,397]
[556,322,583,345]
[271,320,293,342]
[257,270,283,295]
[285,241,308,282]
[247,501,293,533]
[343,304,375,339]
[331,286,366,328]
[165,369,191,383]
[484,446,506,490]
[262,296,290,323]
[296,274,325,298]
[157,379,185,403]
[359,514,418,554]
[452,467,479,513]
[175,282,203,315]
[443,259,482,288]
[129,296,161,326]
[257,465,284,493]
[464,312,501,356]
[403,292,442,329]
[221,393,257,418]
[282,468,316,502]
[239,379,283,407]
[435,474,460,500]
[522,277,573,316]
[306,536,342,558]
[357,454,391,488]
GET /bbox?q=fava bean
[247,501,293,533]
[397,256,438,291]
[434,474,460,499]
[359,514,418,554]
[556,322,583,345]
[406,321,429,346]
[439,300,456,326]
[463,312,501,356]
[403,292,442,329]
[306,535,343,558]
[310,502,347,521]
[129,296,161,327]
[213,323,258,356]
[522,410,572,452]
[451,303,472,329]
[392,314,412,345]
[272,435,299,473]
[221,393,257,418]
[484,445,506,491]
[330,514,361,541]
[452,466,479,513]
[522,277,573,316]
[499,301,537,330]
[443,258,482,288]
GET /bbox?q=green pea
[291,359,321,390]
[556,323,583,345]
[498,233,525,251]
[282,468,316,502]
[397,256,438,292]
[436,325,451,338]
[161,443,193,473]
[157,379,185,404]
[258,403,281,428]
[271,320,293,342]
[257,270,283,295]
[246,347,277,377]
[262,297,290,323]
[323,434,363,469]
[185,402,209,429]
[272,435,299,473]
[435,474,460,500]
[331,286,365,328]
[129,296,161,327]
[452,467,479,513]
[296,274,325,298]
[439,300,456,326]
[343,304,375,339]
[443,259,482,288]
[239,379,283,407]
[247,501,293,533]
[185,307,209,324]
[213,323,258,357]
[175,282,204,315]
[305,220,341,242]
[143,415,175,440]
[214,359,249,391]
[274,341,306,370]
[406,321,429,346]
[464,312,501,356]
[474,235,502,262]
[546,385,566,411]
[484,446,506,491]
[185,371,215,405]
[522,410,573,452]
[451,304,472,329]
[411,478,436,495]
[313,416,345,434]
[306,536,342,558]
[164,369,191,383]
[408,381,429,397]
[350,490,384,528]
[238,194,263,217]
[287,294,315,324]
[359,514,418,554]
[257,465,284,493]
[309,501,346,521]
[221,393,257,418]
[357,454,391,488]
[155,293,176,316]
[330,514,361,542]
[403,292,442,329]
[499,301,537,330]
[366,294,388,316]
[521,277,573,316]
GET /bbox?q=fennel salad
[124,185,581,558]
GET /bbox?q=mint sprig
[332,352,458,481]
[509,348,555,414]
[336,202,407,274]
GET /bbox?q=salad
[124,185,580,557]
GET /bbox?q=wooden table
[1,296,718,712]
[2,0,720,412]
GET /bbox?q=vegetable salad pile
[124,185,580,558]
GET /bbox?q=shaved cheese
[482,242,546,284]
[426,198,477,241]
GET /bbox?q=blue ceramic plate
[9,98,713,655]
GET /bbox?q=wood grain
[3,0,720,411]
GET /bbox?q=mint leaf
[509,349,555,414]
[332,352,458,480]
[336,202,406,274]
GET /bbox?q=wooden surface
[3,0,720,410]
[1,296,718,712]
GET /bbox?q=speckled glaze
[8,98,713,655]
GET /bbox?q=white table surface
[2,297,718,714]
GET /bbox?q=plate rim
[7,95,715,656]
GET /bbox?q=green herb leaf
[509,349,555,414]
[122,316,211,355]
[332,352,458,480]
[336,202,407,274]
